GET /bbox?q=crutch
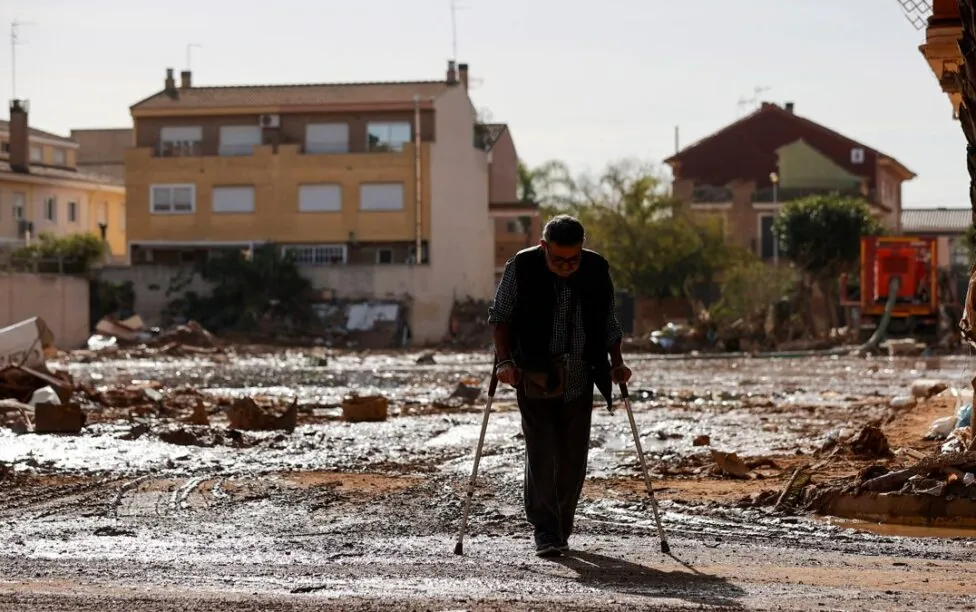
[613,381,671,554]
[454,369,499,555]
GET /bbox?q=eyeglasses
[545,246,581,270]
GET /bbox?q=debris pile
[447,298,491,348]
[83,316,223,359]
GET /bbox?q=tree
[773,194,884,334]
[168,244,317,333]
[555,158,736,299]
[517,160,575,212]
[12,232,107,273]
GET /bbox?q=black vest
[508,246,614,405]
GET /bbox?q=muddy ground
[2,350,976,611]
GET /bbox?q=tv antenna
[186,43,202,71]
[11,19,35,99]
[896,0,932,31]
[736,85,770,116]
[450,0,469,61]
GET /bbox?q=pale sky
[0,0,965,208]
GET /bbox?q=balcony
[156,140,202,158]
[751,186,873,203]
[691,184,733,203]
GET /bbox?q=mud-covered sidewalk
[2,351,976,610]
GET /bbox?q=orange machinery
[842,236,940,337]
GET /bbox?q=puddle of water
[818,516,976,539]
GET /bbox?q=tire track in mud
[0,476,128,519]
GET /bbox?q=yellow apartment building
[0,100,126,259]
[126,62,511,342]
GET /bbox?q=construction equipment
[841,235,959,343]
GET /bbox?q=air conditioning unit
[259,114,280,128]
[17,220,33,238]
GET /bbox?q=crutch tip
[660,541,670,554]
[454,542,464,555]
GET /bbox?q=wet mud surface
[3,351,976,610]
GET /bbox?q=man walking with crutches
[488,214,631,558]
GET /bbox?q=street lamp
[769,172,780,264]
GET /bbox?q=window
[408,243,430,264]
[53,149,66,166]
[44,197,57,221]
[281,244,347,265]
[505,220,520,233]
[360,183,404,211]
[366,121,411,152]
[299,184,342,212]
[305,123,349,154]
[30,146,42,162]
[1,141,8,154]
[212,186,255,213]
[758,213,779,260]
[850,147,865,164]
[159,126,202,156]
[150,184,195,214]
[218,125,262,156]
[68,201,78,222]
[12,192,25,220]
[377,248,394,264]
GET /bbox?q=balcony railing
[752,186,874,203]
[691,184,733,203]
[218,144,258,157]
[156,140,202,157]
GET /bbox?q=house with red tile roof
[665,102,915,261]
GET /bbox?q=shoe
[535,542,563,558]
[556,542,570,552]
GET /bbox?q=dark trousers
[517,389,594,546]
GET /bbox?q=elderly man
[488,214,632,558]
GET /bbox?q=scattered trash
[925,416,956,440]
[889,395,916,409]
[416,352,437,365]
[0,317,56,369]
[341,395,389,423]
[956,403,973,430]
[710,449,752,479]
[848,426,892,458]
[33,403,85,434]
[910,379,948,400]
[881,338,927,357]
[226,397,297,432]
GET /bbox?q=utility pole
[11,20,34,99]
[186,43,201,70]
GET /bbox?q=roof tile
[131,81,452,111]
[901,207,972,233]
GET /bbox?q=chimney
[785,102,794,113]
[446,60,458,85]
[164,68,178,98]
[180,70,192,89]
[8,99,30,173]
[458,63,469,90]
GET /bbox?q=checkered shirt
[488,257,623,402]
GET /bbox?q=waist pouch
[521,360,566,400]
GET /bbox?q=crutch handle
[487,370,499,396]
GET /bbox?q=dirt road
[2,350,975,610]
